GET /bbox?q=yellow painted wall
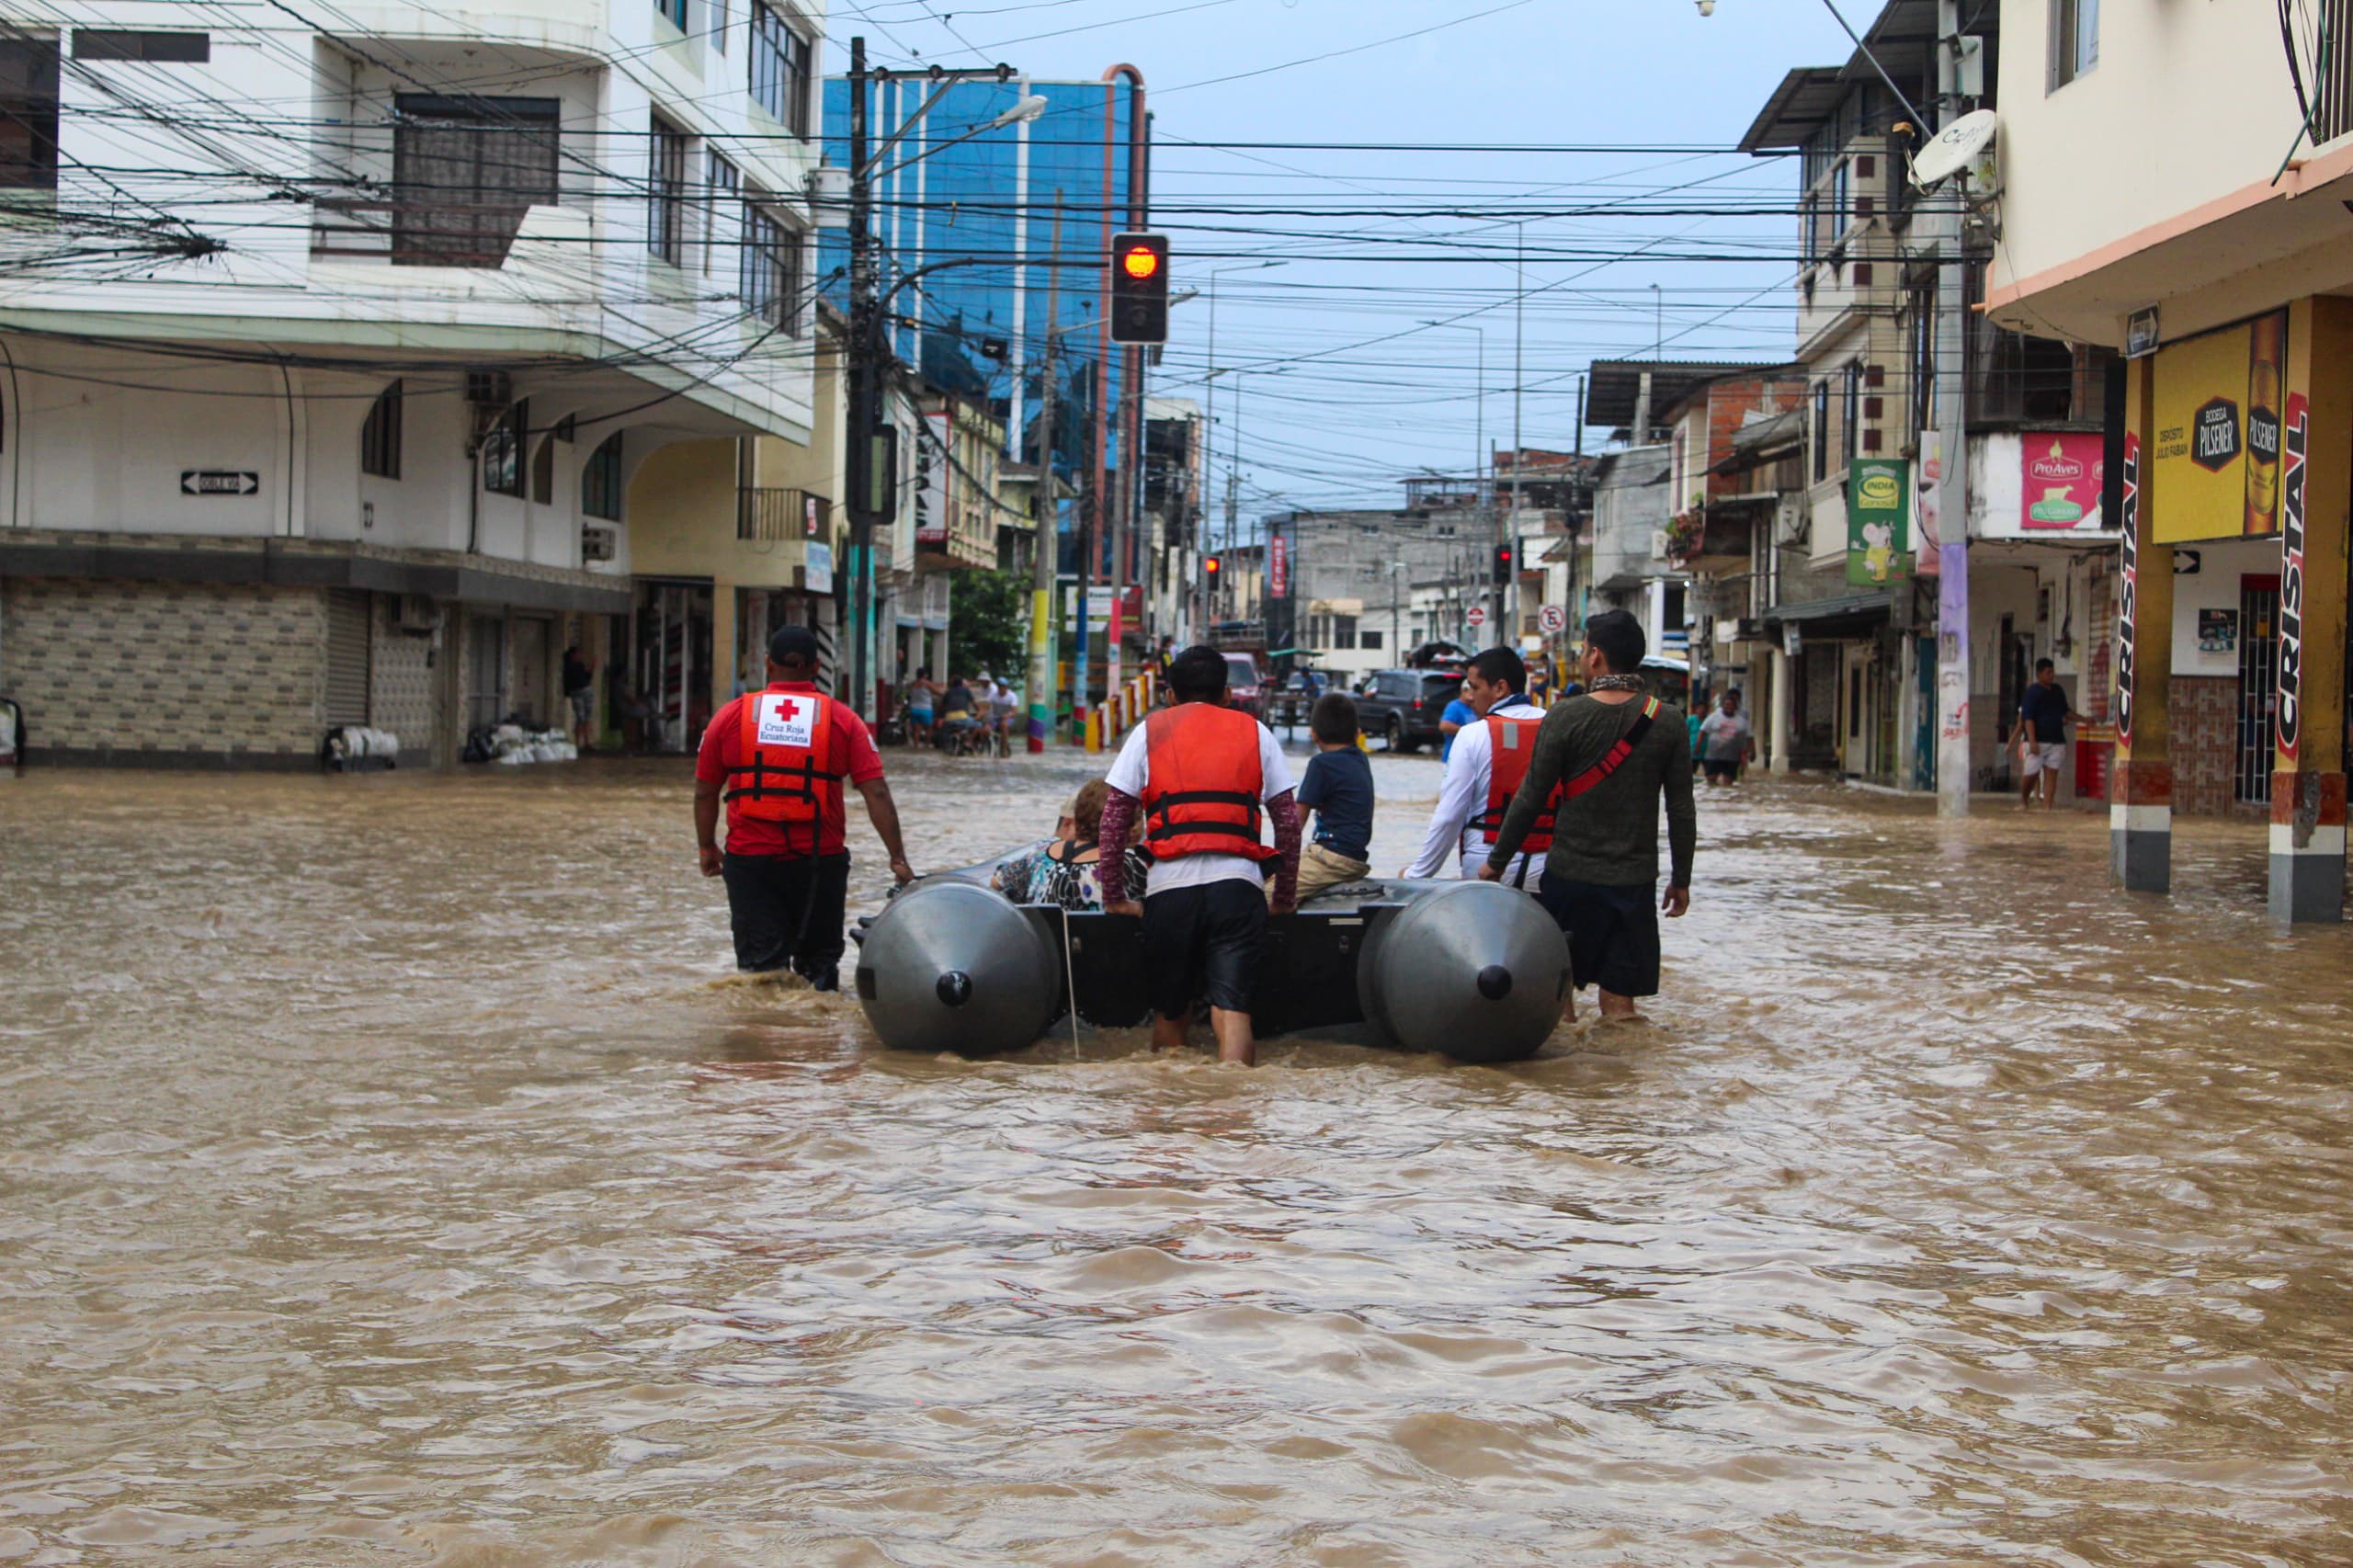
[625,437,805,589]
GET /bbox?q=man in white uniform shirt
[1403,647,1545,888]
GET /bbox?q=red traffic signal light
[1205,553,1222,575]
[1109,232,1169,345]
[1492,543,1512,585]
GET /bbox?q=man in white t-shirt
[1099,646,1302,1066]
[1404,645,1546,888]
[1697,689,1756,786]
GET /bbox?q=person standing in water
[1483,609,1694,1022]
[693,627,915,988]
[1404,645,1548,889]
[1099,645,1302,1066]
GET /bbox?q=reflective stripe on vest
[1476,709,1558,852]
[1141,703,1276,862]
[725,688,846,841]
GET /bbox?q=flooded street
[6,752,2352,1566]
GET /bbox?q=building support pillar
[2111,354,2173,892]
[711,577,737,720]
[1768,642,1793,773]
[2269,296,2351,923]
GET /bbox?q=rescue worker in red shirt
[1098,645,1302,1067]
[693,626,914,987]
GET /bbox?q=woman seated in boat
[991,778,1153,911]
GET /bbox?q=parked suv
[1351,668,1463,753]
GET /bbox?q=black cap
[768,625,820,666]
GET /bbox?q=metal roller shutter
[324,589,372,726]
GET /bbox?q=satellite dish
[1910,108,1997,187]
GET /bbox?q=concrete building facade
[0,0,827,766]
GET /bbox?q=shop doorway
[465,614,506,733]
[511,616,552,727]
[636,582,712,754]
[2236,575,2281,806]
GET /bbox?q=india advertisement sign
[2020,433,2105,529]
[1269,532,1288,597]
[1845,459,1911,587]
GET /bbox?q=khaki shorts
[1290,841,1372,903]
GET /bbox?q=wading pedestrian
[1482,610,1695,1022]
[693,626,914,989]
[1100,645,1302,1066]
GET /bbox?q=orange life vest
[1477,707,1558,853]
[1141,702,1275,862]
[1475,696,1665,852]
[725,687,845,842]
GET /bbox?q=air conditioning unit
[581,525,617,563]
[392,594,442,634]
[466,370,514,443]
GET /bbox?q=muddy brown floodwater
[4,749,2352,1566]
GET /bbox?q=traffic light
[1110,232,1169,345]
[1204,553,1222,580]
[1492,542,1513,585]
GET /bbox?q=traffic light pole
[1026,199,1064,754]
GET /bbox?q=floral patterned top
[991,840,1155,911]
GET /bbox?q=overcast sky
[832,0,1858,517]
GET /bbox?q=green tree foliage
[949,569,1029,678]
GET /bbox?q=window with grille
[483,398,527,498]
[1840,363,1861,472]
[706,152,739,276]
[0,38,57,191]
[1811,381,1831,483]
[750,3,813,134]
[391,95,558,266]
[73,29,209,62]
[741,192,803,332]
[360,380,403,479]
[648,114,689,265]
[583,432,624,520]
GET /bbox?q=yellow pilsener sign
[2151,311,2288,543]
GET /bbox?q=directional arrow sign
[181,471,260,496]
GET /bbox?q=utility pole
[1933,0,1974,816]
[846,37,877,720]
[1506,220,1525,642]
[1026,198,1064,754]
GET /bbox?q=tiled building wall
[2170,676,2248,819]
[1,577,324,764]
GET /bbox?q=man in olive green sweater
[1481,608,1695,1020]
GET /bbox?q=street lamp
[844,41,1035,721]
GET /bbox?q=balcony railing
[739,487,829,542]
[311,197,537,267]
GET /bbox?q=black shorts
[722,850,850,983]
[1140,878,1269,1018]
[1535,874,1661,998]
[1702,758,1743,781]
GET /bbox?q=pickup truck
[1350,667,1465,754]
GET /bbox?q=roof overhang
[1986,142,2353,347]
[1586,359,1790,429]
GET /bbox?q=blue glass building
[821,69,1149,562]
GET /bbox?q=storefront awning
[1766,590,1893,642]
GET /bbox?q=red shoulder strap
[1562,698,1661,800]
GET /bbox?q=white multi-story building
[0,0,824,766]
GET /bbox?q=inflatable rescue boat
[851,853,1570,1063]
